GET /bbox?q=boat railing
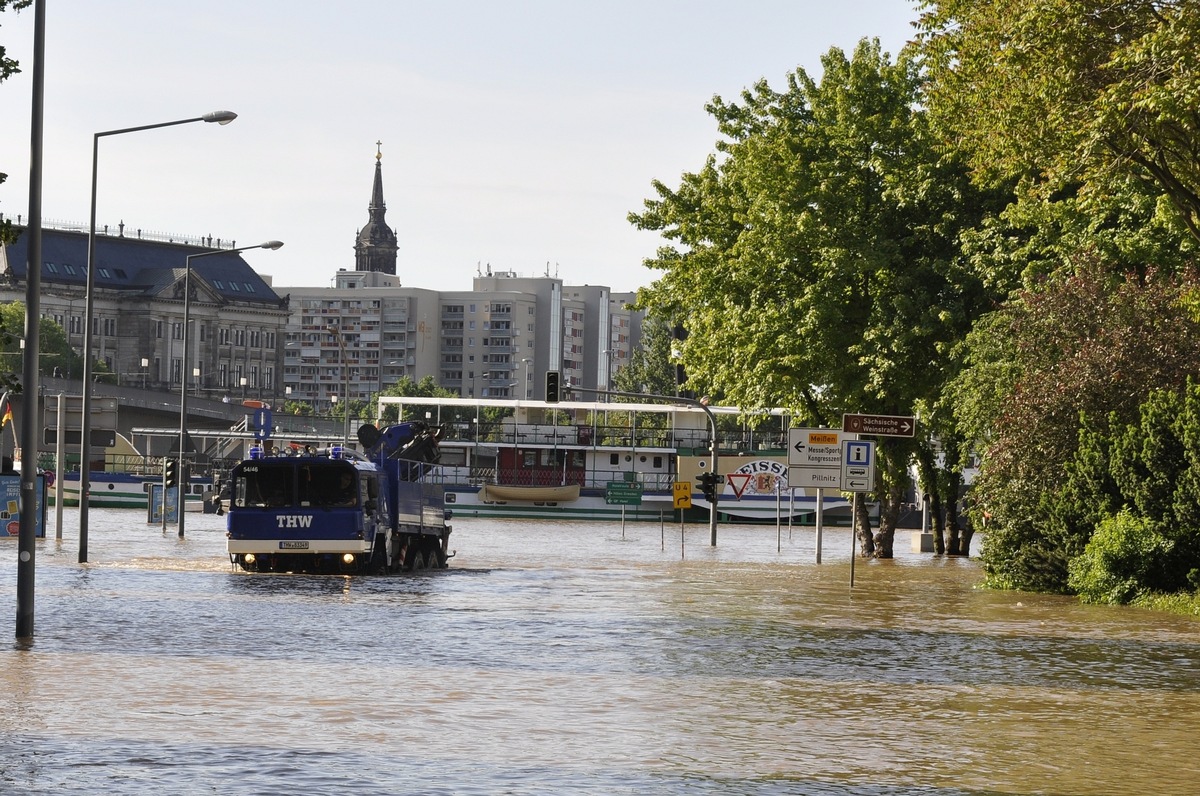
[432,463,676,493]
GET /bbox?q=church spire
[355,141,398,275]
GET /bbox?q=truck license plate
[279,541,309,549]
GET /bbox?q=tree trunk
[872,480,905,558]
[944,471,965,555]
[930,490,945,554]
[854,492,875,557]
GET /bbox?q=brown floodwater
[1,511,1196,795]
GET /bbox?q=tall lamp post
[326,325,350,447]
[178,240,282,539]
[78,109,237,563]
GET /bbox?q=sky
[0,1,921,294]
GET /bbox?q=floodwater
[1,510,1197,795]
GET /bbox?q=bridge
[9,375,349,469]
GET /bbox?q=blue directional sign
[254,408,273,440]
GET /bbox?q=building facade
[0,150,645,418]
[0,224,291,402]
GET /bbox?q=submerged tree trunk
[872,480,905,558]
[929,490,945,554]
[854,492,875,557]
[872,439,913,558]
[944,470,965,555]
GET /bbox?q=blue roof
[0,226,283,305]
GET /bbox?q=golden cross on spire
[376,140,383,160]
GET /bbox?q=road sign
[605,481,643,506]
[673,481,692,509]
[43,428,116,447]
[788,428,844,465]
[787,466,843,489]
[788,428,844,489]
[841,439,876,492]
[842,413,916,437]
[44,395,118,431]
[726,472,751,498]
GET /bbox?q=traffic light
[164,458,178,488]
[545,371,560,403]
[699,472,715,501]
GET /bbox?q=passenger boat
[375,395,852,523]
[54,471,212,511]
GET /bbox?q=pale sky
[0,1,920,294]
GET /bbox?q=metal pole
[815,489,824,564]
[850,496,858,588]
[78,130,100,564]
[78,109,237,562]
[17,0,46,639]
[54,394,64,539]
[178,254,192,539]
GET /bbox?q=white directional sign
[788,466,844,489]
[788,428,845,489]
[788,428,844,465]
[841,439,876,493]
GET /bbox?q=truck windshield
[234,461,358,509]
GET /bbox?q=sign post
[788,428,845,563]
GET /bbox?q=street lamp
[326,325,350,447]
[521,357,532,400]
[78,109,237,563]
[178,240,282,539]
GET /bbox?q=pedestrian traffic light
[545,371,560,403]
[164,458,178,488]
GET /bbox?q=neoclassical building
[0,223,291,403]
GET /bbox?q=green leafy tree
[376,375,459,424]
[0,302,84,393]
[611,312,678,399]
[1,0,32,248]
[630,39,1003,556]
[918,0,1200,243]
[952,262,1200,590]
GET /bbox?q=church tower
[354,142,399,275]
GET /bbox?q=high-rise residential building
[274,151,644,409]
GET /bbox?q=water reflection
[0,510,1196,795]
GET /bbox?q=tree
[950,261,1200,591]
[611,312,678,399]
[0,302,83,393]
[377,375,458,424]
[1,0,32,248]
[630,39,1003,556]
[918,0,1200,243]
